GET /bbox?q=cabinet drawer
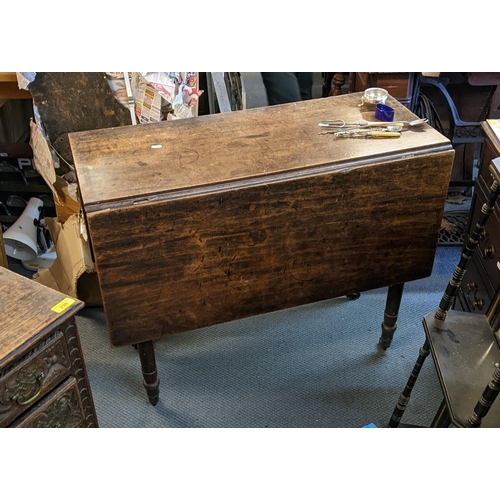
[456,253,495,314]
[478,126,500,184]
[468,192,500,292]
[11,377,85,428]
[0,331,71,427]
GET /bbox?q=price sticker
[51,298,76,314]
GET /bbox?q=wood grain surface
[70,93,451,207]
[86,150,454,346]
[28,72,132,168]
[70,92,454,347]
[0,268,83,367]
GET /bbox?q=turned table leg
[322,73,347,97]
[329,73,346,96]
[379,283,405,350]
[137,341,160,405]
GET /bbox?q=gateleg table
[69,92,454,404]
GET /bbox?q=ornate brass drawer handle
[10,373,45,406]
[482,245,495,259]
[473,298,485,310]
[465,282,485,311]
[478,229,495,259]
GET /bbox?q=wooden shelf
[0,72,31,100]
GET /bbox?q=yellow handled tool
[369,131,401,138]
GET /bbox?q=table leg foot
[379,283,405,350]
[346,292,361,301]
[137,341,160,405]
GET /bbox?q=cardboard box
[33,214,102,306]
[26,120,101,306]
[53,175,81,224]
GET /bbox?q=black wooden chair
[410,73,500,193]
[388,156,500,428]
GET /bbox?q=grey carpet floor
[76,245,462,428]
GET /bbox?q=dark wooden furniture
[348,73,415,108]
[410,74,500,191]
[0,267,98,427]
[322,73,415,109]
[453,120,500,314]
[28,72,132,171]
[388,156,500,428]
[69,93,454,405]
[322,73,348,96]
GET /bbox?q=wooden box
[0,267,98,428]
[69,93,454,350]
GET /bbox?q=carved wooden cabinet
[0,267,98,428]
[454,120,500,314]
